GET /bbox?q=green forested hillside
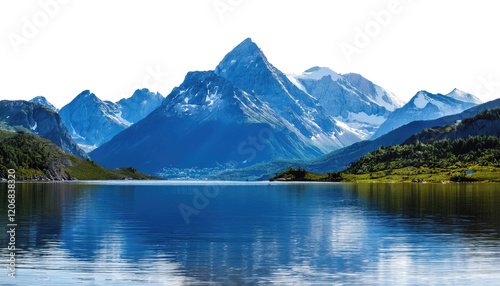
[0,130,160,180]
[345,136,500,174]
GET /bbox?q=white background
[1,0,500,108]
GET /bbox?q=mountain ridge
[58,88,164,152]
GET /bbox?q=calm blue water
[1,181,500,285]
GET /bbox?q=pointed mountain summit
[215,38,361,150]
[29,96,59,112]
[215,38,321,121]
[445,88,481,104]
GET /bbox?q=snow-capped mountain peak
[445,88,482,104]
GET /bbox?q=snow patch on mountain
[374,86,401,111]
[299,66,341,81]
[113,111,133,127]
[348,112,386,125]
[286,75,309,94]
[413,92,429,108]
[30,121,37,131]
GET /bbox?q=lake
[1,181,500,285]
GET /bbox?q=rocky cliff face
[0,100,88,159]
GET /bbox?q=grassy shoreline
[270,166,500,183]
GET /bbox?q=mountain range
[2,38,491,179]
[90,70,332,173]
[90,38,387,174]
[88,38,486,177]
[58,89,164,152]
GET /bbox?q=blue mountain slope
[59,90,129,151]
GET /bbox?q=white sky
[1,0,500,109]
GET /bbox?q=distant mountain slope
[372,90,478,139]
[286,68,403,138]
[0,100,88,159]
[0,130,158,180]
[214,98,500,180]
[90,71,325,174]
[342,73,404,111]
[116,88,164,124]
[29,96,59,112]
[59,90,129,151]
[445,88,482,104]
[404,108,500,145]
